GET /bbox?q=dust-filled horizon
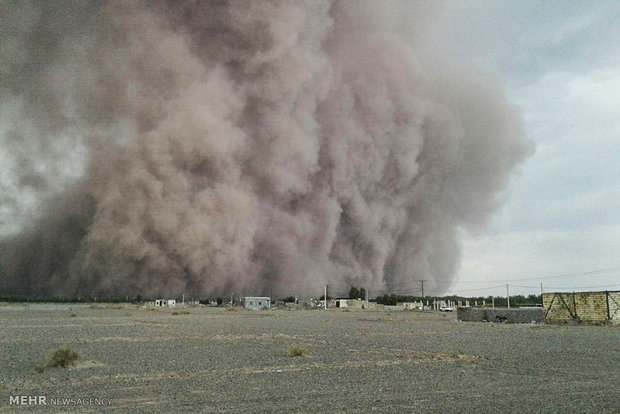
[0,1,532,298]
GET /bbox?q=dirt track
[1,306,618,413]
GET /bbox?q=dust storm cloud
[0,1,532,298]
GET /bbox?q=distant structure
[398,301,424,310]
[243,297,270,310]
[457,307,543,324]
[155,299,176,307]
[543,291,620,324]
[335,299,368,309]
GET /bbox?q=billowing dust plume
[0,1,532,298]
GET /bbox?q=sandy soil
[0,305,618,413]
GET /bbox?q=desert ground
[1,304,618,413]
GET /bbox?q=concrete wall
[398,302,424,310]
[384,305,406,312]
[457,307,544,323]
[543,291,619,324]
[349,300,367,309]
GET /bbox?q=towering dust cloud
[0,1,532,298]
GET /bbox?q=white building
[243,297,270,310]
[155,299,176,307]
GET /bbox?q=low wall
[457,307,544,323]
[542,291,620,324]
[384,305,406,311]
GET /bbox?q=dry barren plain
[1,305,618,413]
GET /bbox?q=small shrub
[70,313,77,317]
[172,311,190,316]
[47,347,80,368]
[289,346,308,357]
[34,365,45,373]
[124,312,133,317]
[226,307,238,312]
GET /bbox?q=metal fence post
[606,291,611,321]
[572,291,577,320]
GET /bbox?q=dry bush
[47,347,80,368]
[172,311,190,316]
[289,346,308,357]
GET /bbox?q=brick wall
[608,292,620,320]
[543,291,620,324]
[543,293,575,322]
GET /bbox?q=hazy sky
[432,1,620,296]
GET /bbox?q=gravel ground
[0,305,618,413]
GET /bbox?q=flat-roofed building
[243,297,271,310]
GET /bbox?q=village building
[154,299,176,307]
[243,297,271,310]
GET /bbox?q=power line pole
[230,292,233,308]
[324,285,327,310]
[365,287,369,309]
[540,283,543,296]
[506,284,510,309]
[420,280,426,298]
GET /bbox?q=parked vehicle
[439,306,454,312]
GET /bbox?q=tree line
[375,293,542,307]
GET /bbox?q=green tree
[349,285,366,300]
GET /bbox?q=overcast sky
[428,0,620,296]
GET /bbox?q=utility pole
[365,288,369,309]
[506,284,510,309]
[324,285,327,310]
[182,294,185,306]
[420,280,426,298]
[230,292,233,308]
[491,296,495,309]
[540,283,543,296]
